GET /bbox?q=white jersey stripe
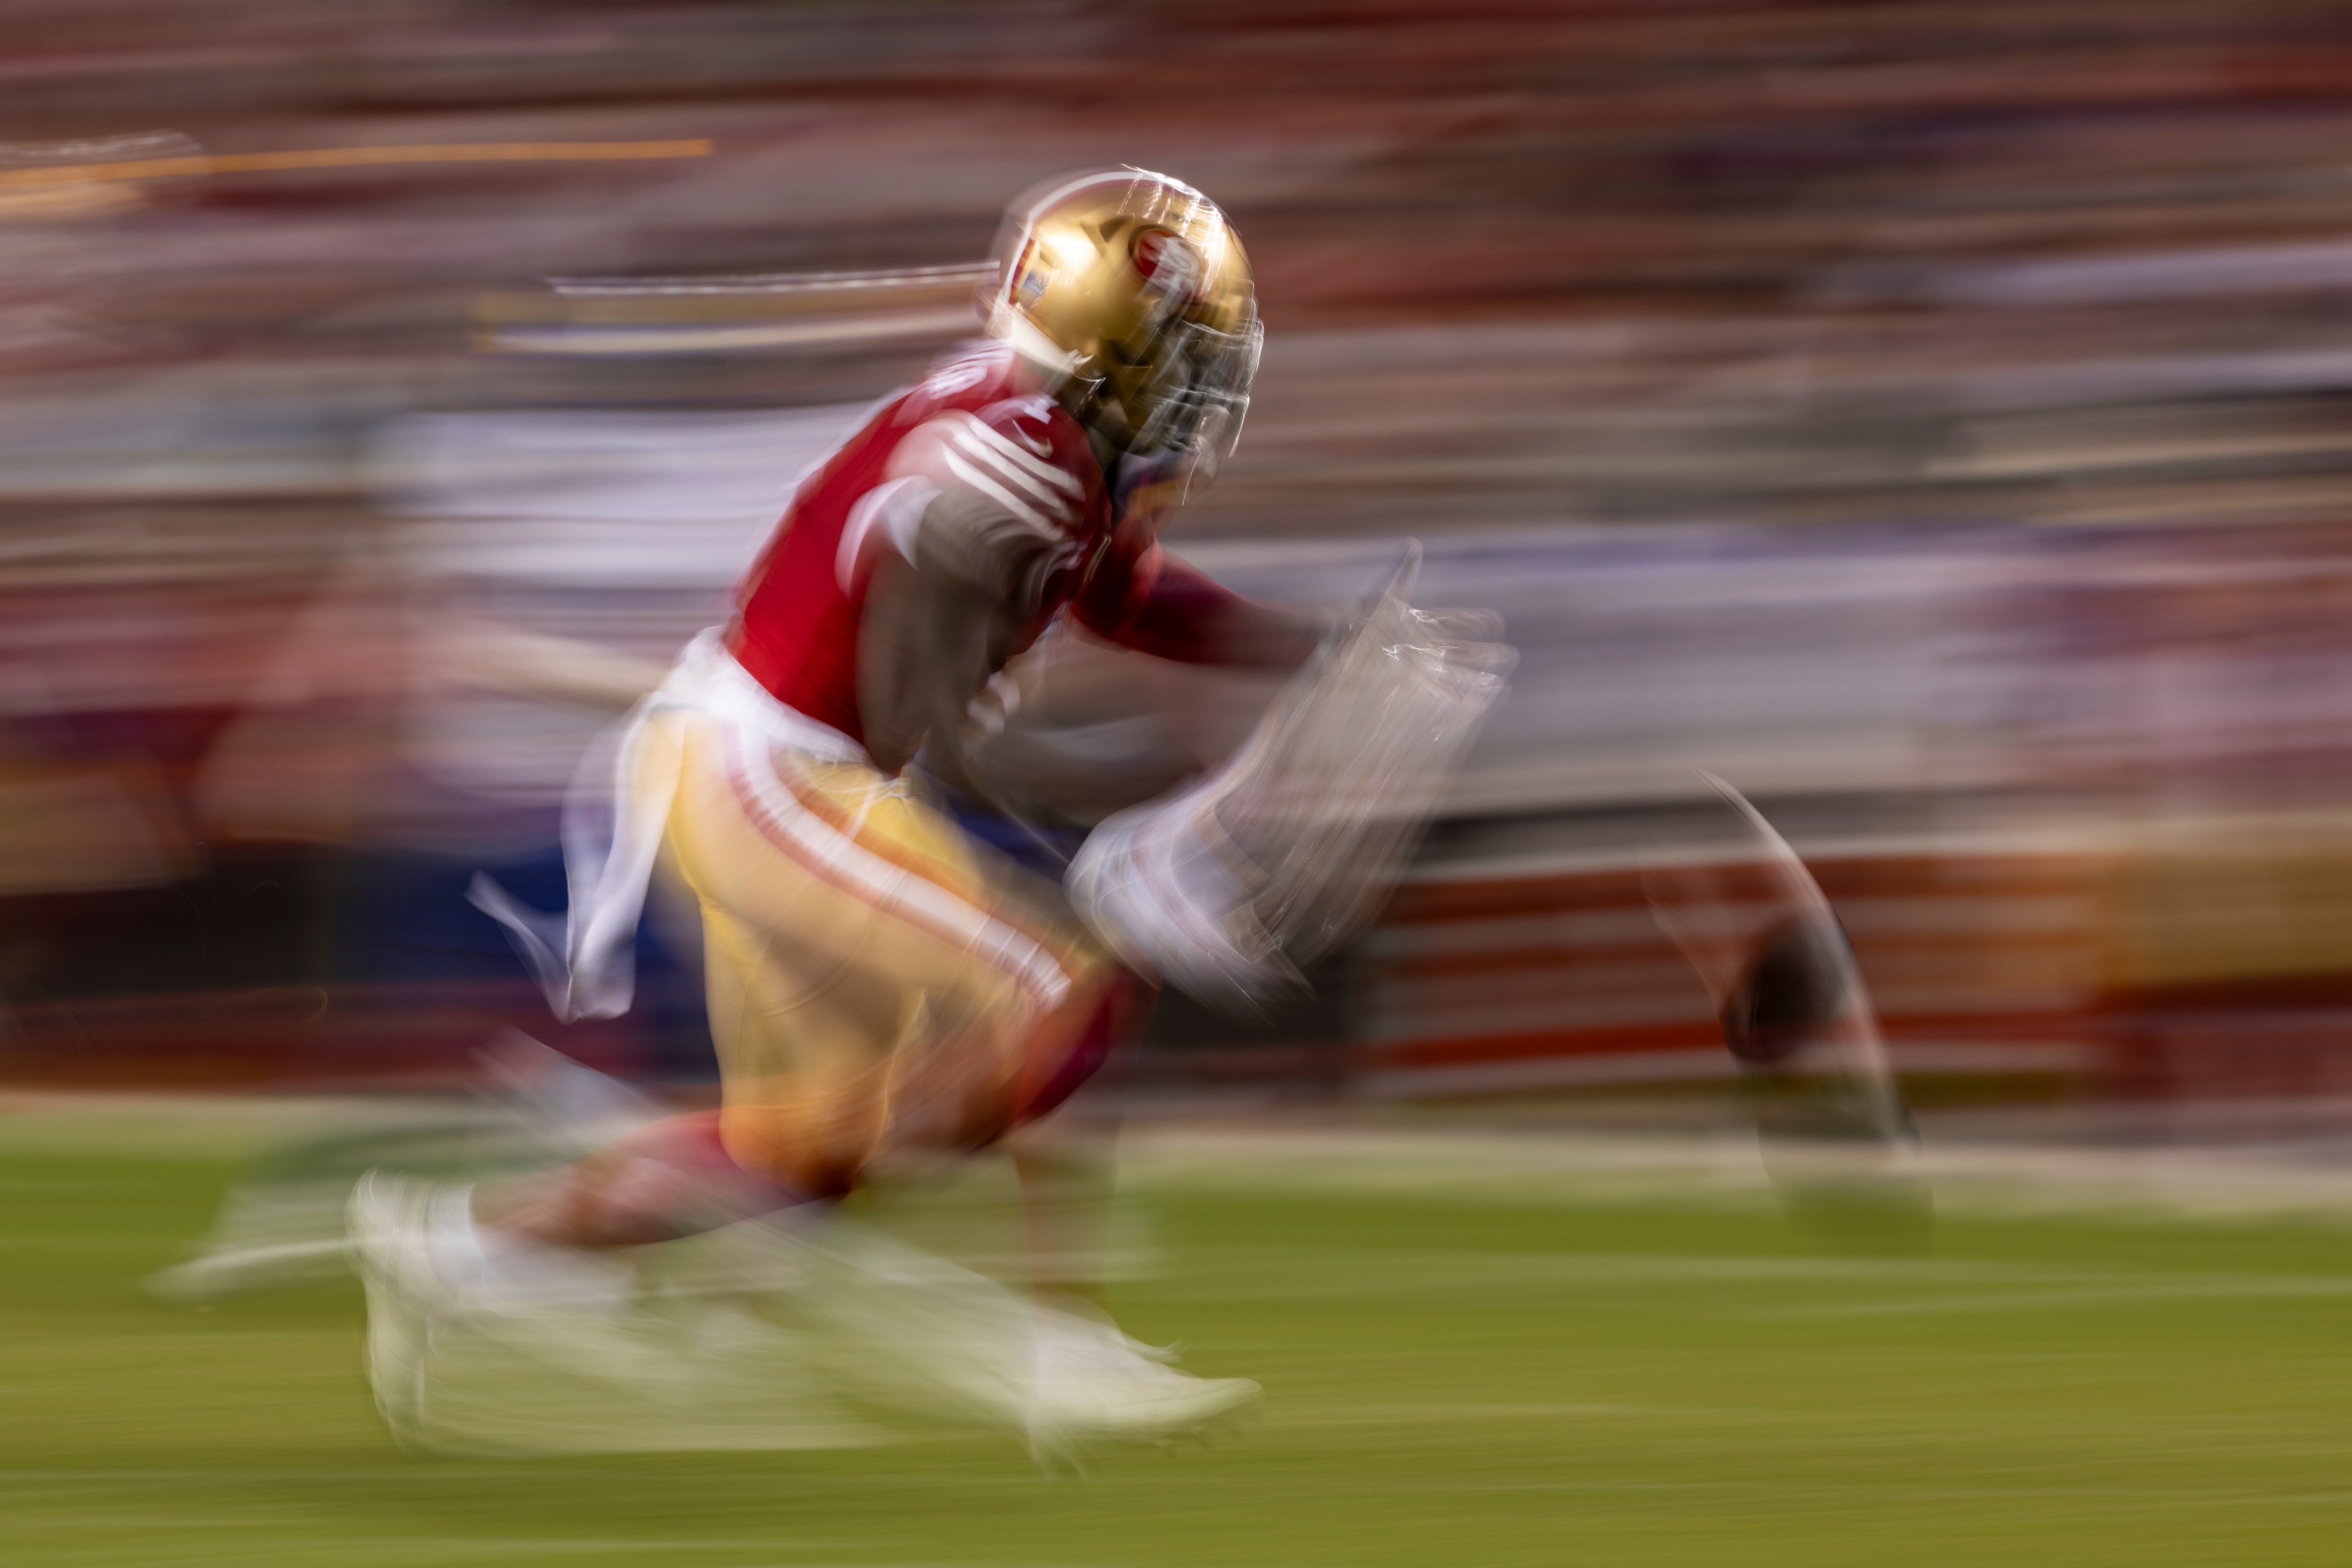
[835,475,937,590]
[948,427,1076,518]
[946,410,1084,497]
[941,448,1060,537]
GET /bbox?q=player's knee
[717,1101,875,1200]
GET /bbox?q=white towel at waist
[468,628,867,1021]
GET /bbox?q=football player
[352,168,1509,1457]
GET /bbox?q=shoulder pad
[909,340,1020,413]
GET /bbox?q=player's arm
[1074,541,1326,671]
[854,470,1065,775]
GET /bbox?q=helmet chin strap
[1059,376,1129,457]
[1110,447,1202,524]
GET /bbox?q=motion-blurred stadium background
[9,0,2352,1125]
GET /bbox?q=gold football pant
[654,712,1112,1195]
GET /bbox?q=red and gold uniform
[357,173,1349,1457]
[651,338,1304,1192]
[474,170,1307,1197]
[731,336,1292,768]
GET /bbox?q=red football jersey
[726,340,1267,755]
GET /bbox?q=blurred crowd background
[9,0,2352,1123]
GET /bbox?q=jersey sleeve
[854,421,1081,773]
[1073,540,1326,669]
[883,402,1090,551]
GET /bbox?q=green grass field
[7,1112,2352,1567]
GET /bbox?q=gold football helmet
[983,168,1262,476]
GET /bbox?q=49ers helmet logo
[1132,228,1201,302]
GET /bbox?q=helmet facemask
[1121,311,1262,484]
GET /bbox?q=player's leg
[674,731,1115,1189]
[453,730,1118,1262]
[669,736,1253,1449]
[471,1108,783,1248]
[351,718,1251,1452]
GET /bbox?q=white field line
[1118,1123,2352,1224]
[18,1091,2352,1226]
[1758,1276,2352,1319]
[1159,1245,2352,1313]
